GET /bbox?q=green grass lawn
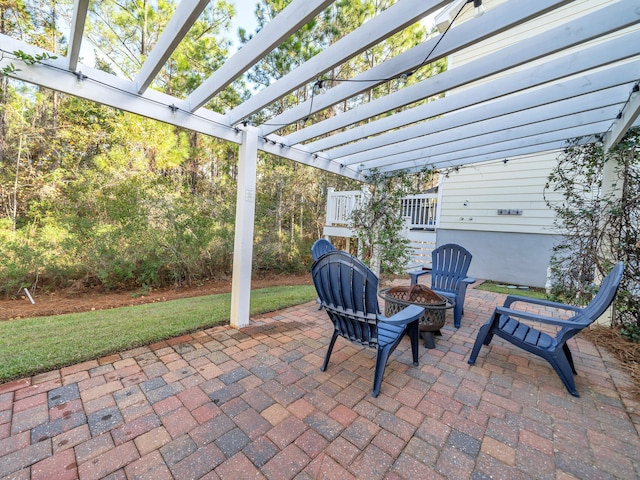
[476,281,549,300]
[0,285,316,382]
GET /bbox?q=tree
[545,127,640,337]
[350,168,433,276]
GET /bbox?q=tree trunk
[12,134,23,232]
[371,241,382,279]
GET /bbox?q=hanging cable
[259,0,470,128]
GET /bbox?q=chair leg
[468,323,493,364]
[407,321,419,365]
[321,330,339,372]
[372,344,393,397]
[546,349,579,397]
[453,301,463,328]
[562,343,577,374]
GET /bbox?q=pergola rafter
[134,0,211,94]
[348,104,622,173]
[260,0,574,136]
[376,120,612,173]
[322,61,640,160]
[185,0,335,112]
[338,85,632,168]
[225,0,451,126]
[288,1,639,149]
[67,0,89,72]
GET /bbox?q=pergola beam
[67,0,89,72]
[226,0,450,126]
[186,0,335,112]
[0,35,363,181]
[288,0,640,146]
[604,82,640,150]
[135,0,210,94]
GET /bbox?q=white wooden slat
[67,0,90,72]
[375,121,611,173]
[135,0,210,94]
[604,83,640,150]
[307,32,640,155]
[393,137,594,174]
[293,1,640,147]
[345,95,625,169]
[260,0,573,136]
[322,61,640,160]
[226,0,449,126]
[186,0,334,112]
[360,113,618,172]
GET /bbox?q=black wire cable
[258,0,469,129]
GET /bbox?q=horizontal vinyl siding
[451,0,621,70]
[439,151,563,234]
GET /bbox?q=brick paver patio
[1,285,639,479]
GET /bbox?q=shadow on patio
[1,286,639,479]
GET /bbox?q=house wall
[436,152,564,287]
[451,0,622,73]
[436,229,559,288]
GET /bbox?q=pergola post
[230,129,258,329]
[595,153,625,326]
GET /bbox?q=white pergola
[1,0,639,327]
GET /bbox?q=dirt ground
[0,273,313,321]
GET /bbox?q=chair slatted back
[557,261,624,344]
[431,244,473,293]
[311,239,337,261]
[311,251,380,346]
[582,262,625,322]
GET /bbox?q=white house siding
[436,152,564,287]
[451,0,623,73]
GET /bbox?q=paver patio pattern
[1,285,639,479]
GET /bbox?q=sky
[229,0,260,52]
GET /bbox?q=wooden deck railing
[325,188,438,230]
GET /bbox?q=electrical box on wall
[497,209,522,215]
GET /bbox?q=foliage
[1,50,57,77]
[544,127,640,335]
[0,284,316,381]
[350,168,432,275]
[0,0,436,296]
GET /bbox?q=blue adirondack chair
[311,238,336,261]
[468,261,624,397]
[311,250,424,397]
[429,244,475,328]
